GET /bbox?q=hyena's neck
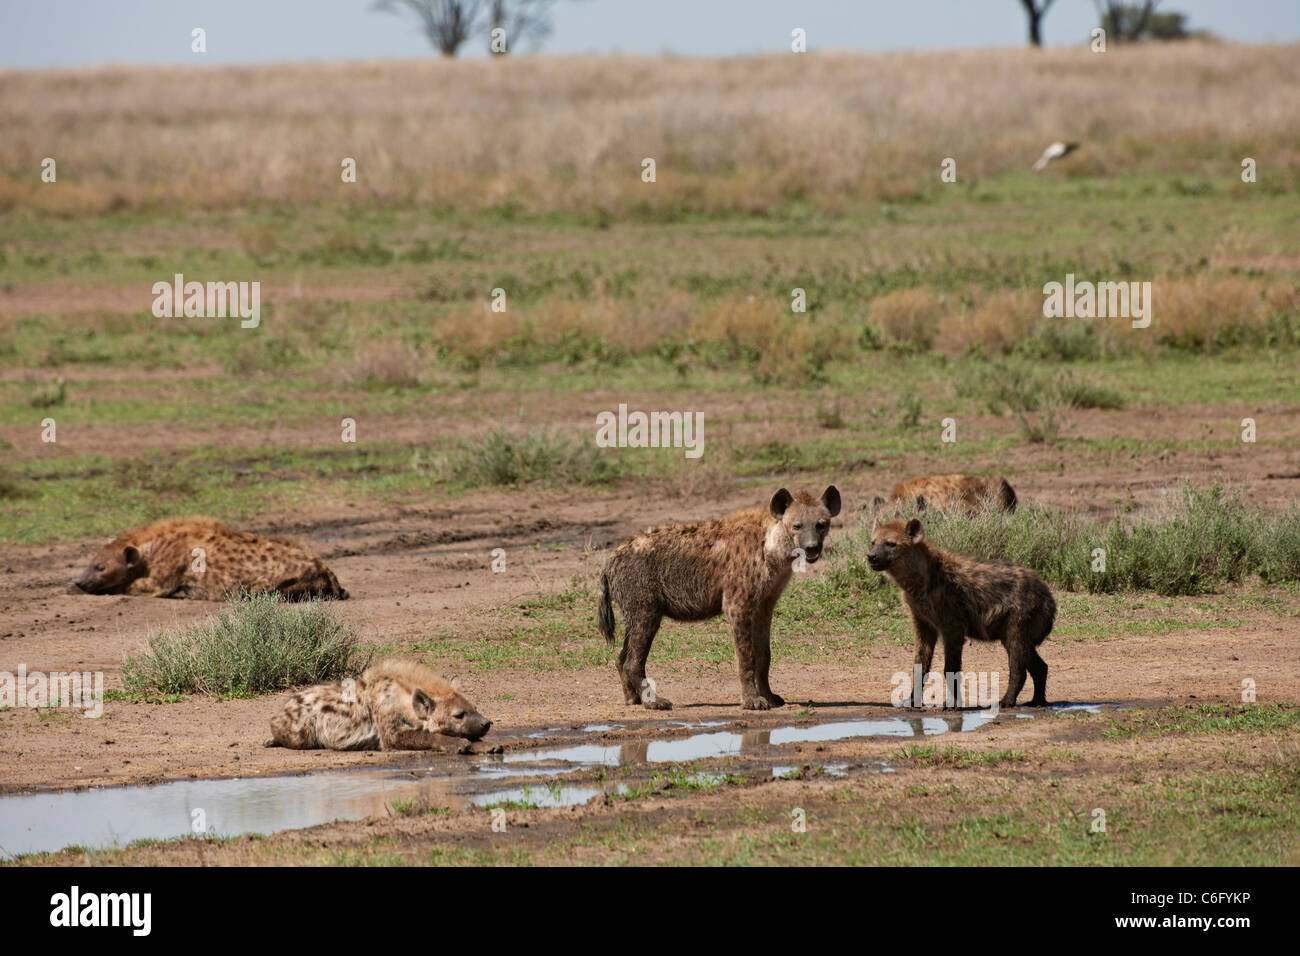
[893,549,941,598]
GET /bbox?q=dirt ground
[2,379,1298,866]
[3,420,1299,795]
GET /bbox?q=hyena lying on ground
[74,516,347,600]
[599,486,841,711]
[265,658,492,751]
[868,518,1054,708]
[873,474,1017,514]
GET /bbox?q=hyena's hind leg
[1026,647,1049,707]
[618,608,671,710]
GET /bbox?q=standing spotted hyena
[868,518,1054,708]
[74,516,347,600]
[598,486,841,711]
[265,658,491,751]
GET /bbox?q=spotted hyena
[598,486,841,711]
[73,516,347,600]
[868,518,1054,708]
[873,474,1017,514]
[265,658,491,751]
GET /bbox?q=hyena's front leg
[620,608,671,710]
[753,608,784,708]
[908,616,939,708]
[374,713,472,753]
[940,630,965,709]
[726,599,767,710]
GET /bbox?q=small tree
[487,0,559,55]
[372,0,488,57]
[1018,0,1059,47]
[1094,1,1163,43]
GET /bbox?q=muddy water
[0,707,1079,859]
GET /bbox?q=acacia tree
[373,0,562,57]
[1018,0,1059,47]
[1094,1,1163,42]
[486,0,559,55]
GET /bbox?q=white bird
[1032,141,1080,172]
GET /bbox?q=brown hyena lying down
[599,486,841,711]
[873,474,1017,514]
[265,659,492,751]
[74,516,347,600]
[868,518,1055,708]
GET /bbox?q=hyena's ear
[871,495,886,510]
[449,676,462,692]
[821,485,842,517]
[769,488,794,519]
[905,518,924,542]
[914,495,929,512]
[124,545,141,567]
[412,688,435,719]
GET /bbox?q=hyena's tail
[998,478,1018,513]
[598,567,616,644]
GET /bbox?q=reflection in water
[502,713,989,768]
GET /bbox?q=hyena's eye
[452,711,465,719]
[94,564,105,572]
[793,522,803,530]
[886,541,896,549]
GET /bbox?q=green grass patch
[1103,702,1300,739]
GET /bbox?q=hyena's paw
[638,677,670,710]
[762,693,785,708]
[998,695,1019,709]
[262,737,277,748]
[743,696,772,711]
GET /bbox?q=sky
[0,0,1297,68]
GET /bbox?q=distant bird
[28,375,67,409]
[1032,141,1079,172]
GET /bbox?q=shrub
[122,592,371,696]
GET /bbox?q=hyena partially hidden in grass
[873,474,1017,514]
[599,487,841,711]
[265,658,491,751]
[868,518,1055,708]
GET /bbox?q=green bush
[122,591,371,696]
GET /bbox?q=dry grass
[3,43,1298,214]
[871,289,945,351]
[937,289,1041,355]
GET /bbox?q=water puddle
[0,705,1102,859]
[497,712,994,768]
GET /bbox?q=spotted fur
[598,487,841,711]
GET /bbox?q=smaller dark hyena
[598,486,841,711]
[265,658,491,751]
[868,518,1055,708]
